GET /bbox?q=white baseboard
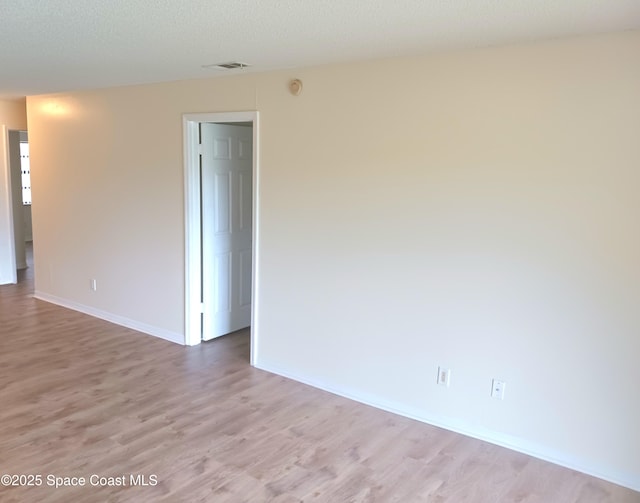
[255,360,639,493]
[33,291,185,345]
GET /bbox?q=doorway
[0,129,31,286]
[200,122,253,341]
[183,112,259,365]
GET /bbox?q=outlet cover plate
[437,367,451,387]
[491,379,506,400]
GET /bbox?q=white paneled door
[201,123,252,341]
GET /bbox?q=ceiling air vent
[202,62,250,70]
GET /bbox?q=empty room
[1,1,639,501]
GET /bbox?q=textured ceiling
[0,0,639,99]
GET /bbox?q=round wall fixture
[289,79,303,96]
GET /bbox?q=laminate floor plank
[1,244,638,502]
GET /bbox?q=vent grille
[202,62,250,70]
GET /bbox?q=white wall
[0,99,27,284]
[26,31,640,490]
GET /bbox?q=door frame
[183,111,260,365]
[0,125,18,285]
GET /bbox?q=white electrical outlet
[90,279,97,291]
[491,379,506,400]
[437,367,451,387]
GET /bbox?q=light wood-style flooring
[1,245,638,502]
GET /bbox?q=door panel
[238,171,252,231]
[201,123,252,341]
[214,173,231,233]
[239,249,252,308]
[213,137,231,159]
[213,252,232,315]
[238,137,252,160]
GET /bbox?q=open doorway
[7,130,32,287]
[183,112,259,365]
[200,122,253,341]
